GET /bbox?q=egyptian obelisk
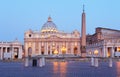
[81,5,86,57]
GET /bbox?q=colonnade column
[5,47,7,53]
[0,47,3,60]
[4,47,7,59]
[11,47,14,59]
[18,46,22,59]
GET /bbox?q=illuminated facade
[0,39,23,60]
[24,17,81,57]
[86,27,120,57]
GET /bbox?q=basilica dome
[41,16,58,33]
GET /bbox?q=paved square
[0,61,119,77]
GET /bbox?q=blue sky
[0,0,120,43]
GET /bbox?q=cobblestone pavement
[0,61,119,77]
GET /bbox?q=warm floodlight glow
[54,49,58,55]
[94,50,98,55]
[61,47,66,54]
[117,47,120,52]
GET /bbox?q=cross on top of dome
[48,16,52,22]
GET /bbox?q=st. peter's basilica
[24,16,81,57]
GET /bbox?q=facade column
[50,42,52,55]
[66,42,68,54]
[71,42,74,54]
[111,47,114,58]
[59,43,62,54]
[56,42,59,54]
[44,42,46,55]
[58,42,60,54]
[55,42,57,54]
[46,42,48,55]
[39,42,41,55]
[32,42,35,56]
[25,43,28,57]
[78,42,81,56]
[103,46,107,57]
[93,49,95,57]
[92,49,94,57]
[99,48,102,57]
[44,42,47,55]
[72,42,74,54]
[106,47,108,57]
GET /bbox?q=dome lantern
[48,16,52,22]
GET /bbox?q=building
[24,16,81,57]
[86,27,120,57]
[0,39,23,60]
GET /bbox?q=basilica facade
[24,17,81,57]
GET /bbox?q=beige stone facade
[86,27,120,57]
[24,17,81,57]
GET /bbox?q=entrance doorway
[28,47,32,57]
[107,48,111,57]
[41,46,44,55]
[74,47,78,56]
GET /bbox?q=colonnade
[0,46,22,60]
